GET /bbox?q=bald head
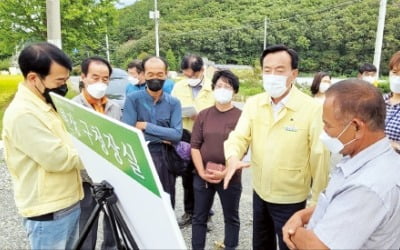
[325,79,386,131]
[141,56,169,84]
[142,56,168,73]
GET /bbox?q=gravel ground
[175,168,253,249]
[0,146,253,249]
[0,147,30,249]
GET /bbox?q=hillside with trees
[0,0,399,76]
[113,0,400,75]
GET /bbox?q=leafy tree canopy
[0,0,399,76]
[114,0,400,76]
[0,0,118,65]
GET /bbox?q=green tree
[0,58,10,70]
[137,51,150,60]
[165,49,177,71]
[114,0,400,76]
[0,0,118,65]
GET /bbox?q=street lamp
[149,0,160,56]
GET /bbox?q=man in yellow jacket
[2,42,84,249]
[172,55,215,131]
[224,45,330,250]
[172,54,215,227]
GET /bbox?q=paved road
[0,145,254,249]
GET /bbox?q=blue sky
[115,0,137,9]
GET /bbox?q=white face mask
[319,82,331,93]
[319,121,356,154]
[389,75,400,93]
[362,76,376,84]
[213,88,233,104]
[187,78,202,87]
[262,74,288,98]
[86,82,108,99]
[128,76,139,85]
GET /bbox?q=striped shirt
[384,94,400,141]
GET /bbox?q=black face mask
[146,79,165,92]
[43,84,68,110]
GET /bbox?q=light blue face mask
[319,121,357,154]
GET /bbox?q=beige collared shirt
[271,94,290,120]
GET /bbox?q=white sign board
[51,93,186,249]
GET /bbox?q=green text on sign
[52,94,160,197]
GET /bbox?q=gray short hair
[325,79,386,131]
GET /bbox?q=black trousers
[149,146,176,208]
[192,174,242,250]
[252,191,306,250]
[180,129,195,214]
[79,182,116,250]
[182,166,214,216]
[181,165,195,213]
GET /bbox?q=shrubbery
[377,80,390,94]
[231,69,263,101]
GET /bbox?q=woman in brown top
[191,70,242,250]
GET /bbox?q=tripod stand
[73,181,138,250]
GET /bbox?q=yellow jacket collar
[260,85,302,112]
[18,83,53,112]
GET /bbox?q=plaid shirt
[384,93,400,141]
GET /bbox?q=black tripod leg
[76,181,139,250]
[103,204,124,250]
[109,203,139,250]
[109,207,129,250]
[114,214,134,249]
[72,203,102,250]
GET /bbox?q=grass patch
[65,82,78,99]
[0,75,22,133]
[0,76,78,133]
[231,68,263,101]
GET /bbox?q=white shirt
[271,94,289,120]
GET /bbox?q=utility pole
[105,28,110,62]
[373,0,387,77]
[154,0,160,57]
[263,17,268,50]
[46,0,62,49]
[149,0,160,56]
